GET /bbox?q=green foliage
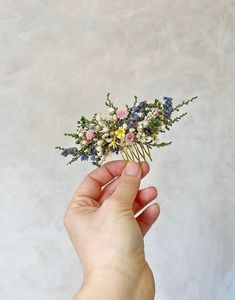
[173,96,198,112]
[105,92,116,110]
[169,112,188,125]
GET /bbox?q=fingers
[72,160,128,203]
[110,162,142,208]
[133,186,158,215]
[135,203,160,236]
[99,162,150,204]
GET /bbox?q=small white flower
[129,128,135,133]
[97,140,103,146]
[99,121,105,126]
[105,138,112,143]
[103,127,109,133]
[108,108,115,114]
[143,121,149,127]
[95,125,100,131]
[77,144,82,150]
[79,132,84,137]
[112,115,117,121]
[123,123,127,129]
[96,146,103,153]
[96,113,101,122]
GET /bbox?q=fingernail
[124,162,140,176]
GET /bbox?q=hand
[64,160,160,300]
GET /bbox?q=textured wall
[0,1,235,299]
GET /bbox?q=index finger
[72,160,149,203]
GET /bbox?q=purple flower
[163,97,173,119]
[81,153,88,161]
[132,106,141,113]
[132,114,140,121]
[61,150,68,157]
[164,97,173,105]
[127,120,134,129]
[139,101,147,107]
[90,149,97,161]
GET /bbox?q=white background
[0,1,235,299]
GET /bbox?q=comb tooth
[120,150,127,161]
[130,147,139,162]
[126,148,134,161]
[121,148,131,161]
[142,144,153,161]
[125,148,133,161]
[137,143,147,162]
[129,145,140,161]
[133,144,143,161]
[120,143,153,163]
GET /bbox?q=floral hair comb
[55,94,198,167]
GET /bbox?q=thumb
[110,161,141,208]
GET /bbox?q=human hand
[64,160,160,300]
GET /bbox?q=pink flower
[86,129,95,140]
[125,132,135,145]
[82,140,89,145]
[116,108,128,119]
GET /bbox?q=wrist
[74,261,155,300]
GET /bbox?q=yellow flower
[115,127,125,139]
[109,137,118,149]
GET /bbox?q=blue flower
[132,106,141,113]
[164,105,173,119]
[61,150,68,157]
[90,149,97,161]
[131,114,140,121]
[139,101,147,107]
[81,153,89,161]
[163,97,173,119]
[163,96,173,102]
[127,120,134,129]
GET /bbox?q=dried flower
[116,108,128,119]
[86,129,95,140]
[115,127,126,139]
[125,132,135,145]
[55,93,198,167]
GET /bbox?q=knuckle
[63,212,70,228]
[63,208,74,228]
[153,186,158,197]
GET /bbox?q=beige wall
[0,1,235,299]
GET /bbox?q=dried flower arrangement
[55,93,198,167]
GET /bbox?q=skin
[64,160,160,300]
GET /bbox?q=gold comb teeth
[55,94,198,167]
[120,143,152,163]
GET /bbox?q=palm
[71,160,159,236]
